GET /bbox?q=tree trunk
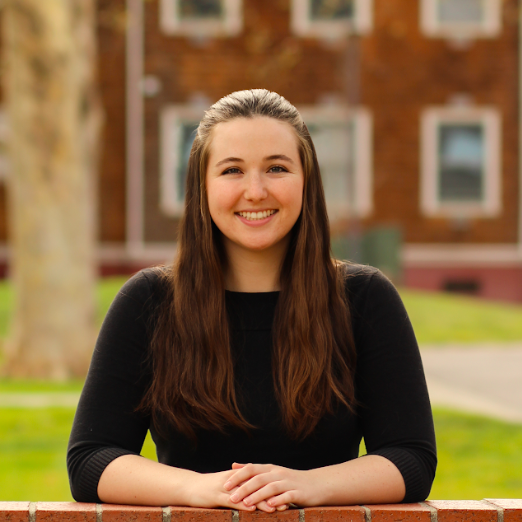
[2,0,102,379]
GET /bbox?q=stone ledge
[0,501,521,522]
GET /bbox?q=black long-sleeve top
[67,264,437,504]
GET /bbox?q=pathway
[421,343,522,424]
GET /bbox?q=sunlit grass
[399,288,522,345]
[0,404,157,501]
[429,408,522,499]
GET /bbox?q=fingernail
[230,494,239,502]
[224,481,231,490]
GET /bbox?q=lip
[235,210,278,226]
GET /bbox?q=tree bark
[2,0,102,379]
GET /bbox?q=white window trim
[420,0,501,38]
[159,0,242,37]
[160,105,205,217]
[291,0,373,38]
[298,105,373,219]
[420,106,502,218]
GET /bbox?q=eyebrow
[214,154,295,167]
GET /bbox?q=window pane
[178,0,223,19]
[438,124,484,202]
[307,120,354,215]
[310,0,354,21]
[438,0,484,24]
[177,123,198,203]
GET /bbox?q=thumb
[232,462,247,469]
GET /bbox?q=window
[160,106,204,217]
[159,0,242,37]
[299,106,373,219]
[291,0,372,38]
[420,107,501,217]
[439,124,483,202]
[438,0,483,24]
[310,0,354,20]
[420,0,501,38]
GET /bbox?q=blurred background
[0,0,522,504]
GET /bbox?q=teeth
[238,210,276,221]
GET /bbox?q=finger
[232,462,247,469]
[242,482,286,507]
[229,472,277,503]
[266,492,295,508]
[225,464,271,492]
[224,496,256,511]
[235,504,256,512]
[255,501,276,513]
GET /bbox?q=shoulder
[110,266,171,315]
[336,261,393,296]
[335,261,404,317]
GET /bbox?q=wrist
[171,468,201,505]
[305,466,333,506]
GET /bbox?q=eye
[222,167,242,175]
[268,165,288,173]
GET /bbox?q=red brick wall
[97,0,127,243]
[361,0,520,244]
[0,0,519,251]
[1,500,521,522]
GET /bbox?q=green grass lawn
[1,402,521,501]
[0,405,157,502]
[399,288,522,345]
[430,409,522,499]
[1,275,522,345]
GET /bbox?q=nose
[244,171,268,201]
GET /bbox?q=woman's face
[206,116,305,257]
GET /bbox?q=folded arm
[224,456,405,508]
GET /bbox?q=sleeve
[352,269,437,503]
[67,270,157,502]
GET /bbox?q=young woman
[67,89,436,511]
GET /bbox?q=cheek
[206,180,234,217]
[281,178,304,214]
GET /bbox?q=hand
[183,469,255,510]
[224,463,321,509]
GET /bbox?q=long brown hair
[141,89,356,440]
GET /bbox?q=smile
[236,210,277,221]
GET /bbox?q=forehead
[208,116,300,158]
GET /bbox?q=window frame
[420,106,502,218]
[298,105,373,219]
[419,0,501,38]
[159,0,242,37]
[160,105,205,217]
[291,0,373,38]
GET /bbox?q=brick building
[1,0,521,302]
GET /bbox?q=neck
[223,239,289,292]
